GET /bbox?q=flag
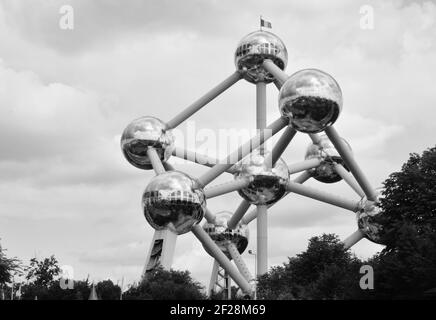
[260,17,272,29]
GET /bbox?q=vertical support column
[225,271,232,300]
[208,260,220,297]
[256,80,269,277]
[257,205,268,275]
[256,81,267,131]
[141,229,177,279]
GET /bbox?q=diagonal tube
[334,163,365,198]
[288,158,322,174]
[147,147,166,175]
[226,242,253,282]
[204,178,251,199]
[227,200,251,229]
[286,181,360,212]
[166,71,242,129]
[342,229,365,249]
[262,59,288,87]
[325,126,377,201]
[264,127,297,168]
[197,117,288,187]
[192,225,252,295]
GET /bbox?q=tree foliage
[25,255,61,287]
[0,241,22,286]
[364,146,436,299]
[124,266,206,300]
[257,234,362,300]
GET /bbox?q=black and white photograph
[0,0,435,315]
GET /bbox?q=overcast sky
[0,0,435,290]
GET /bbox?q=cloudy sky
[0,0,435,290]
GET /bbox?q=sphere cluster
[142,171,206,235]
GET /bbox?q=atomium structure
[121,27,387,299]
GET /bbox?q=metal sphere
[357,188,386,245]
[234,149,290,205]
[305,134,351,183]
[121,116,175,170]
[142,171,206,235]
[235,30,288,84]
[279,69,342,133]
[202,211,249,258]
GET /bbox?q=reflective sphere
[234,150,289,205]
[121,116,175,170]
[235,30,288,84]
[202,211,249,258]
[142,171,206,235]
[279,69,342,133]
[357,188,386,245]
[305,134,352,183]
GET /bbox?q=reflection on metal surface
[357,188,386,245]
[121,116,174,170]
[142,171,206,235]
[235,30,288,84]
[234,149,289,205]
[279,69,342,133]
[202,211,249,258]
[305,134,351,183]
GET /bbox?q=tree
[0,240,22,286]
[96,279,121,300]
[25,255,61,287]
[380,146,436,246]
[358,146,436,299]
[124,266,206,300]
[257,234,362,300]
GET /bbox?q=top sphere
[121,116,175,170]
[235,30,288,84]
[202,211,249,258]
[279,69,342,133]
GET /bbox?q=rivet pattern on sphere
[121,116,175,170]
[142,171,206,235]
[279,69,342,133]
